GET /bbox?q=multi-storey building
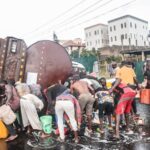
[108,15,149,47]
[84,23,109,50]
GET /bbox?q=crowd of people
[0,60,150,144]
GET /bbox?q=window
[129,38,131,45]
[125,34,127,39]
[124,22,126,28]
[135,40,138,46]
[98,39,100,44]
[86,33,88,37]
[114,25,116,31]
[135,24,137,29]
[95,40,97,45]
[102,39,104,43]
[97,30,99,34]
[89,32,91,36]
[10,40,17,53]
[94,31,97,35]
[115,36,117,41]
[111,37,113,42]
[110,27,112,32]
[130,22,132,28]
[90,41,92,46]
[121,24,123,29]
[130,33,132,39]
[121,34,124,40]
[101,30,103,34]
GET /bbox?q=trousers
[55,100,77,140]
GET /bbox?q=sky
[0,0,149,46]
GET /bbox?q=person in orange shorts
[109,61,137,139]
[110,83,136,139]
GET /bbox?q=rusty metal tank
[0,37,27,82]
[25,40,72,89]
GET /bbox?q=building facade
[108,15,149,47]
[84,24,109,50]
[61,38,85,55]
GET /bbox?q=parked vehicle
[72,61,86,74]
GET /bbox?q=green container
[40,115,52,134]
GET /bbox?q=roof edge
[108,15,148,24]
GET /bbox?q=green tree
[70,50,79,59]
[72,49,98,73]
[106,56,122,63]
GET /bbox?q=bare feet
[40,132,51,138]
[113,134,120,140]
[5,135,18,142]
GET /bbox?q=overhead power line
[50,0,114,30]
[50,0,105,28]
[58,0,137,33]
[23,0,111,38]
[24,0,136,40]
[23,0,88,36]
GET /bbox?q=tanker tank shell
[25,40,72,89]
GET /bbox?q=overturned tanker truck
[25,40,72,89]
[0,37,73,89]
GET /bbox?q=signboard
[26,72,38,85]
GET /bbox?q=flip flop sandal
[96,128,104,134]
[72,137,80,144]
[32,132,40,142]
[57,137,65,142]
[99,130,105,134]
[125,130,134,135]
[5,135,18,142]
[111,135,120,141]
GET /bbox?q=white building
[84,23,109,50]
[108,15,149,47]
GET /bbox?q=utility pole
[53,31,59,43]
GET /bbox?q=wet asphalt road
[0,100,150,150]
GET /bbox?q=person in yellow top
[109,61,138,139]
[115,61,139,113]
[115,62,136,85]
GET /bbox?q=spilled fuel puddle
[26,126,150,150]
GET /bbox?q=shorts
[98,102,114,118]
[78,93,95,116]
[115,91,136,115]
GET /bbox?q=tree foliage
[106,56,122,63]
[71,49,98,73]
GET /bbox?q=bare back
[71,80,90,94]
